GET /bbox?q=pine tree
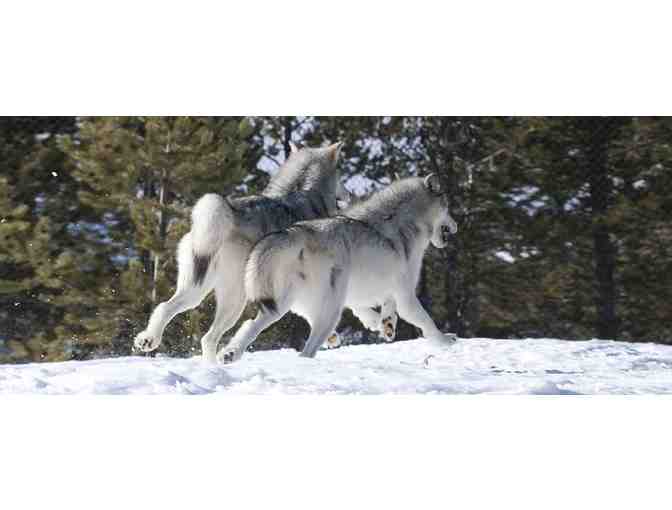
[612,117,672,342]
[498,117,642,340]
[58,116,261,358]
[0,117,89,363]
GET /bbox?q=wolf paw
[443,333,458,344]
[325,333,342,349]
[217,347,243,365]
[380,315,397,342]
[134,331,160,353]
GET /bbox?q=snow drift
[1,338,672,395]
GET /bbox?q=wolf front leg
[301,270,347,358]
[351,302,398,342]
[396,292,455,345]
[301,310,343,358]
[134,283,212,353]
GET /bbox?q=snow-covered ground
[2,338,672,395]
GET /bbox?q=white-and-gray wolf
[134,143,348,362]
[217,174,458,363]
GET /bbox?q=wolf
[217,173,458,363]
[134,142,349,362]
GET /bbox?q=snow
[494,250,516,263]
[345,174,379,196]
[633,178,647,190]
[2,338,672,395]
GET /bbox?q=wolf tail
[190,193,236,286]
[245,230,305,314]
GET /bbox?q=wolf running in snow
[134,143,350,362]
[217,174,458,363]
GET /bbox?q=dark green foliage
[57,117,261,358]
[0,117,91,362]
[1,117,261,362]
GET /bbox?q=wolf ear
[326,141,344,162]
[424,173,442,194]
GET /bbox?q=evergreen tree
[613,117,672,342]
[58,116,261,358]
[497,117,668,340]
[0,117,90,362]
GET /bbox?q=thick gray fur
[218,176,459,363]
[134,143,348,362]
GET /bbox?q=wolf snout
[441,224,456,243]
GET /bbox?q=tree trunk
[444,242,463,336]
[442,145,465,337]
[432,118,483,339]
[592,223,617,338]
[140,177,153,283]
[585,119,619,339]
[152,169,168,304]
[418,262,431,313]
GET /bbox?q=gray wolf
[217,174,458,363]
[134,142,348,362]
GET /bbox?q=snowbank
[2,338,672,395]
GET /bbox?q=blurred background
[1,116,670,363]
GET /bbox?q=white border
[2,3,672,508]
[2,1,671,114]
[2,397,672,510]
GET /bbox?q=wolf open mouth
[441,225,452,244]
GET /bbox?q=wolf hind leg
[301,309,343,359]
[301,279,347,358]
[134,281,213,353]
[200,279,246,363]
[217,303,288,364]
[134,232,215,353]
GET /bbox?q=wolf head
[423,174,458,248]
[264,142,349,211]
[345,174,458,249]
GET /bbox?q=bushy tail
[245,231,305,314]
[190,193,235,285]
